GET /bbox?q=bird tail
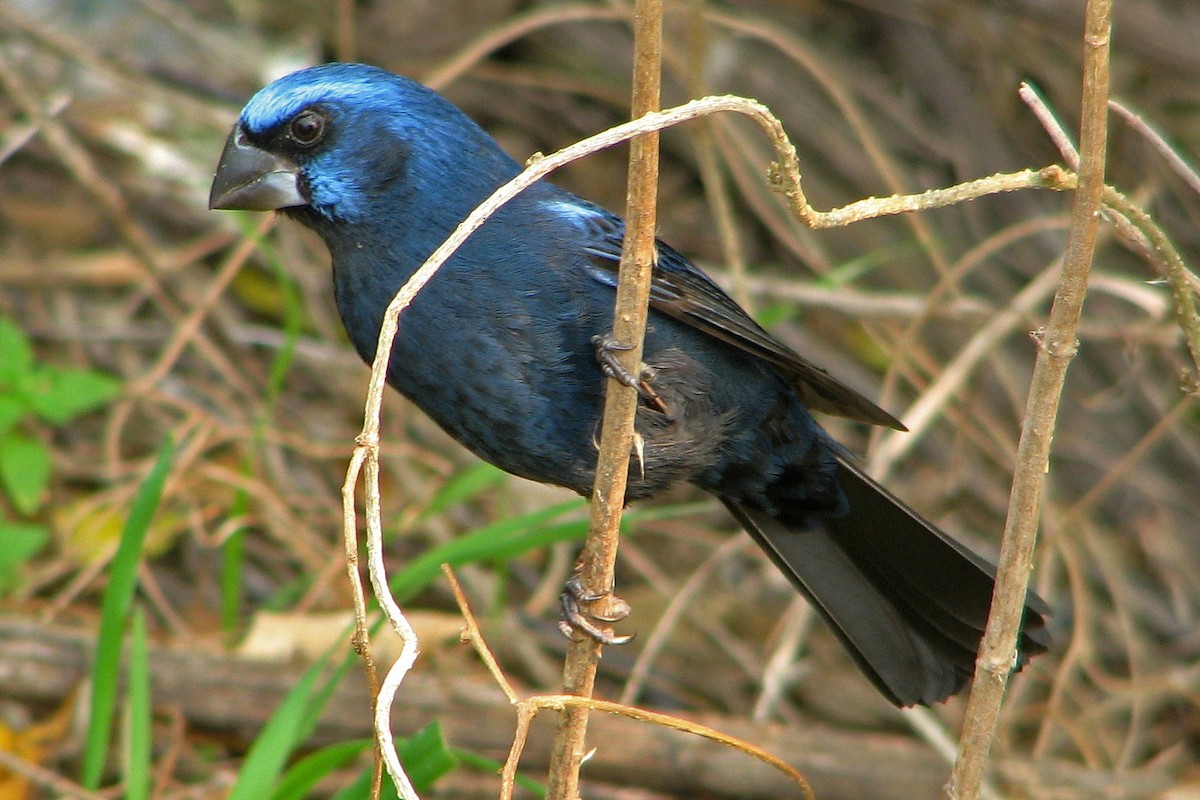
[722,455,1050,707]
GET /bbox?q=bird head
[209,63,518,226]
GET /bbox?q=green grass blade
[331,765,399,800]
[218,215,304,638]
[122,607,151,800]
[269,739,372,800]
[390,499,588,602]
[219,492,247,636]
[420,462,507,519]
[263,252,302,406]
[226,662,322,800]
[81,437,174,789]
[227,647,356,800]
[387,497,716,604]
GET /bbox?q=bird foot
[591,333,669,414]
[558,575,634,645]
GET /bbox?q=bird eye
[289,110,326,146]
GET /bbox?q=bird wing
[575,206,906,431]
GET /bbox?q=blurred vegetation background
[1,1,1198,798]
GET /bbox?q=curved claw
[591,333,639,387]
[558,576,634,645]
[590,333,669,415]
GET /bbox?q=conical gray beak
[208,125,305,211]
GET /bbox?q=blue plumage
[210,63,1049,706]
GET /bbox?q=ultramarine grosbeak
[209,63,1049,707]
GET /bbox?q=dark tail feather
[722,456,1050,707]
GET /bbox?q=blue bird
[209,63,1048,707]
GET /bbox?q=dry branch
[950,2,1113,798]
[547,2,664,798]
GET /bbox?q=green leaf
[395,721,457,792]
[0,396,24,436]
[0,432,51,515]
[0,317,33,384]
[0,522,48,590]
[27,367,120,425]
[329,725,458,800]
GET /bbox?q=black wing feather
[579,210,906,430]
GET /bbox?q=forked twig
[1109,99,1200,198]
[442,565,815,800]
[1021,83,1200,380]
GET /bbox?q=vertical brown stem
[948,2,1111,798]
[545,2,663,798]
